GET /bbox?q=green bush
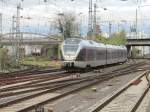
[96,30,127,45]
[107,30,127,45]
[0,48,10,70]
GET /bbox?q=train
[60,38,127,69]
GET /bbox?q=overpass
[0,32,62,45]
[1,32,150,57]
[0,32,63,56]
[0,38,62,45]
[2,33,149,46]
[126,38,150,57]
[127,38,150,46]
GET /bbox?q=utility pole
[109,22,112,38]
[0,13,2,40]
[12,15,17,62]
[0,13,2,34]
[11,4,22,63]
[88,0,93,39]
[93,3,97,39]
[118,22,120,32]
[16,3,22,62]
[135,8,138,38]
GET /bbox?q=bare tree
[55,12,79,39]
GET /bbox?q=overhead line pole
[12,15,16,61]
[0,13,2,41]
[16,4,21,62]
[0,13,2,34]
[93,3,97,38]
[88,0,93,39]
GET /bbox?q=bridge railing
[126,34,150,39]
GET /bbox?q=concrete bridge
[1,32,150,57]
[0,32,62,45]
[0,38,62,45]
[1,33,149,46]
[0,32,62,56]
[126,38,150,46]
[126,38,150,57]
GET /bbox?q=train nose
[64,56,76,61]
[64,62,74,67]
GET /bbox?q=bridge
[1,32,150,57]
[1,33,150,46]
[126,37,150,57]
[126,38,150,46]
[0,32,62,45]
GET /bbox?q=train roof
[106,44,126,49]
[64,38,105,47]
[64,38,126,49]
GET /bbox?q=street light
[101,8,112,38]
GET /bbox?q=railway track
[0,61,145,95]
[0,60,146,87]
[0,68,65,86]
[86,71,150,112]
[0,60,142,90]
[0,67,63,79]
[0,61,148,112]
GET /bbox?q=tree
[132,47,140,57]
[0,48,10,70]
[95,30,127,45]
[55,12,79,39]
[95,35,107,44]
[107,30,127,45]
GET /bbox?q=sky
[0,0,150,35]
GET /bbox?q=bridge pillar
[126,45,132,58]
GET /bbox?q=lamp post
[102,8,112,38]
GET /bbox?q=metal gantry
[0,13,2,35]
[88,0,93,37]
[11,4,23,63]
[0,13,2,41]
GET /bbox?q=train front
[61,38,81,69]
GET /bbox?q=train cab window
[65,38,81,44]
[63,45,78,55]
[89,41,94,44]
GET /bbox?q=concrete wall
[5,45,43,56]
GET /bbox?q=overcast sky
[0,0,150,34]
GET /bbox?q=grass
[21,57,61,68]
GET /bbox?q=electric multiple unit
[61,38,127,69]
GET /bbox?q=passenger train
[61,38,127,69]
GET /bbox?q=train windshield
[63,45,78,55]
[65,38,81,44]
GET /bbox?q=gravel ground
[0,59,147,112]
[43,71,145,112]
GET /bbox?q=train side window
[86,49,95,61]
[96,49,106,60]
[76,48,86,61]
